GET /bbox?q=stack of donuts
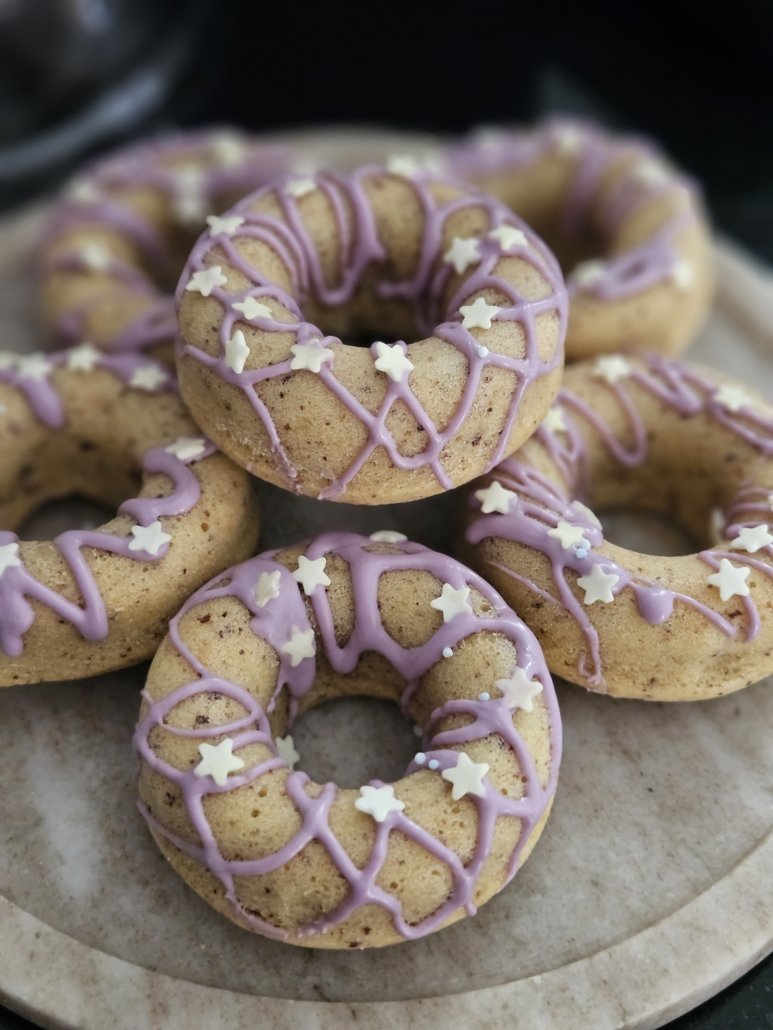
[3,117,771,951]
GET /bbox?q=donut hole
[17,497,117,541]
[595,508,698,557]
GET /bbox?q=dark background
[0,0,771,1026]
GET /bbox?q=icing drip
[177,165,567,499]
[466,356,773,686]
[134,533,561,942]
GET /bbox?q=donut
[134,531,561,948]
[0,345,259,686]
[39,128,291,359]
[448,119,714,359]
[463,354,773,700]
[175,162,567,504]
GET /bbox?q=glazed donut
[463,354,773,700]
[39,128,291,358]
[0,345,259,686]
[134,532,561,948]
[448,119,714,359]
[175,162,567,504]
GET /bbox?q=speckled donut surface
[175,162,567,504]
[0,346,259,686]
[448,119,714,359]
[463,355,773,700]
[135,532,561,948]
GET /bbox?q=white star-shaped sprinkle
[293,555,331,595]
[285,177,316,198]
[495,668,543,712]
[128,520,171,556]
[165,436,207,461]
[254,570,281,608]
[547,520,588,550]
[225,329,250,374]
[572,260,605,289]
[443,236,481,275]
[66,343,102,372]
[206,213,245,236]
[430,583,473,623]
[576,565,619,604]
[281,627,316,667]
[488,225,528,251]
[185,265,227,297]
[714,384,751,414]
[386,154,421,177]
[475,480,516,515]
[0,542,22,577]
[173,190,206,226]
[232,297,273,321]
[130,364,167,391]
[369,530,407,543]
[441,752,490,800]
[729,525,773,553]
[211,133,247,166]
[373,341,413,382]
[15,354,52,380]
[276,734,300,769]
[79,243,112,272]
[543,407,567,434]
[632,159,668,186]
[460,297,500,330]
[707,558,751,601]
[593,355,632,384]
[355,784,405,822]
[671,259,694,291]
[194,738,244,787]
[290,340,334,373]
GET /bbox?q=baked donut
[448,119,714,359]
[175,162,567,504]
[134,531,561,948]
[39,128,291,359]
[0,345,259,686]
[463,354,773,700]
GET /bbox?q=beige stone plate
[0,137,771,1030]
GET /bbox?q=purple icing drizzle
[466,355,773,687]
[134,532,561,943]
[176,164,567,499]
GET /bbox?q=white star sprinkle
[293,555,331,595]
[185,265,227,297]
[276,734,300,769]
[66,343,102,372]
[130,364,167,391]
[475,480,516,515]
[194,738,244,787]
[281,627,316,667]
[488,225,528,251]
[285,177,316,198]
[290,340,334,373]
[714,384,751,414]
[430,583,473,623]
[729,525,773,553]
[386,154,421,177]
[706,558,751,601]
[211,133,247,166]
[79,243,112,272]
[254,570,282,608]
[576,565,619,605]
[593,355,632,384]
[460,297,500,330]
[232,297,273,321]
[632,159,668,186]
[671,260,694,291]
[165,436,207,461]
[173,190,206,226]
[444,236,481,275]
[0,542,21,577]
[355,784,405,822]
[225,329,250,374]
[128,520,171,556]
[369,530,408,543]
[495,668,543,712]
[15,354,52,380]
[543,407,567,434]
[572,260,605,289]
[441,752,490,801]
[547,521,588,550]
[206,214,245,236]
[373,341,414,382]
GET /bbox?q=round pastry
[175,162,567,504]
[135,531,561,948]
[448,119,714,359]
[0,345,259,686]
[463,354,773,700]
[39,128,291,359]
